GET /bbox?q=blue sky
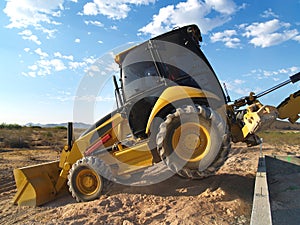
[1,0,300,125]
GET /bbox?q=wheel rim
[171,122,211,162]
[76,168,101,196]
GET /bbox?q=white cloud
[22,48,79,77]
[82,0,156,20]
[74,95,114,102]
[234,79,245,85]
[260,8,279,18]
[248,67,300,82]
[289,66,299,73]
[28,64,38,71]
[54,52,74,61]
[37,27,58,39]
[4,0,63,43]
[222,67,299,97]
[84,20,104,27]
[83,2,98,16]
[18,29,32,36]
[138,0,237,37]
[39,59,66,74]
[69,61,87,70]
[68,56,96,71]
[22,71,37,77]
[47,91,74,102]
[98,40,103,44]
[23,34,41,45]
[34,48,49,58]
[106,62,119,72]
[243,19,288,38]
[293,35,300,43]
[84,56,97,64]
[110,25,118,30]
[25,58,67,77]
[3,0,63,29]
[83,1,130,20]
[210,29,240,48]
[243,19,299,48]
[138,5,174,36]
[75,38,81,43]
[205,0,236,15]
[277,66,299,75]
[18,30,41,45]
[223,79,261,96]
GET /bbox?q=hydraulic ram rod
[256,72,300,98]
[233,72,300,108]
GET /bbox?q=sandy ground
[0,142,299,225]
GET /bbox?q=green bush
[0,126,66,149]
[5,137,30,148]
[258,131,300,146]
[46,131,53,137]
[53,126,67,130]
[30,125,42,129]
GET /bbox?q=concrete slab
[250,157,272,225]
[251,155,300,225]
[265,155,300,225]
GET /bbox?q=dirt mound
[269,120,300,130]
[29,171,252,225]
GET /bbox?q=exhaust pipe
[67,122,73,150]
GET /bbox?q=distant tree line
[0,123,22,129]
[0,123,67,130]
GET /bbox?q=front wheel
[67,157,111,202]
[156,105,230,179]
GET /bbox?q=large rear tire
[156,105,230,179]
[67,157,112,202]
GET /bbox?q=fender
[145,86,221,134]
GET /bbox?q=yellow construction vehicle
[13,24,300,206]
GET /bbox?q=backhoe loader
[13,24,300,206]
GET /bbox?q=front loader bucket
[13,160,62,206]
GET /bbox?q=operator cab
[114,24,226,138]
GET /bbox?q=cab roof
[114,24,202,65]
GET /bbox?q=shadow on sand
[45,163,255,208]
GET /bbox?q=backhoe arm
[277,90,300,123]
